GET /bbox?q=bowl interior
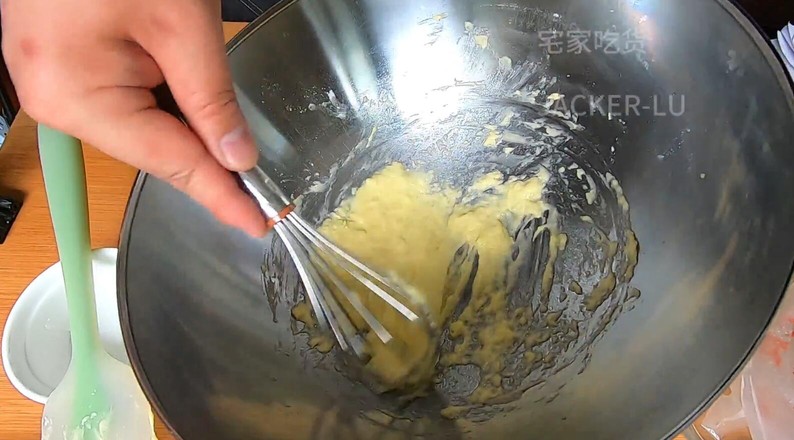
[119,1,794,439]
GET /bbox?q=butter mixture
[294,162,552,399]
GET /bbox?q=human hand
[1,0,268,237]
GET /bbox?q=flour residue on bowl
[304,162,553,396]
[283,151,641,414]
[264,12,643,422]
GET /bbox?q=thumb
[136,3,258,172]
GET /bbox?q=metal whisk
[240,167,431,358]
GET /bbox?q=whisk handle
[239,168,293,221]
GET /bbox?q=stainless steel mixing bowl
[118,0,794,439]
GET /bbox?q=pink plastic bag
[694,285,794,440]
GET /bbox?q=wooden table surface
[0,20,695,440]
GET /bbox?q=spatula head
[41,352,155,440]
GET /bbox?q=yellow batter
[295,162,551,399]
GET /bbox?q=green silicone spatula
[37,124,155,440]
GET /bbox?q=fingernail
[219,126,258,170]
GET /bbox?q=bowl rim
[116,1,794,439]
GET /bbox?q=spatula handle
[37,124,101,361]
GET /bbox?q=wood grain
[0,21,247,440]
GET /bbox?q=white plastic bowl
[1,248,128,404]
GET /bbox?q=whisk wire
[302,253,394,344]
[275,222,356,352]
[273,223,329,330]
[281,218,393,345]
[290,215,421,322]
[241,167,431,359]
[310,279,363,355]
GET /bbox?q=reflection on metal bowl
[118,0,794,439]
